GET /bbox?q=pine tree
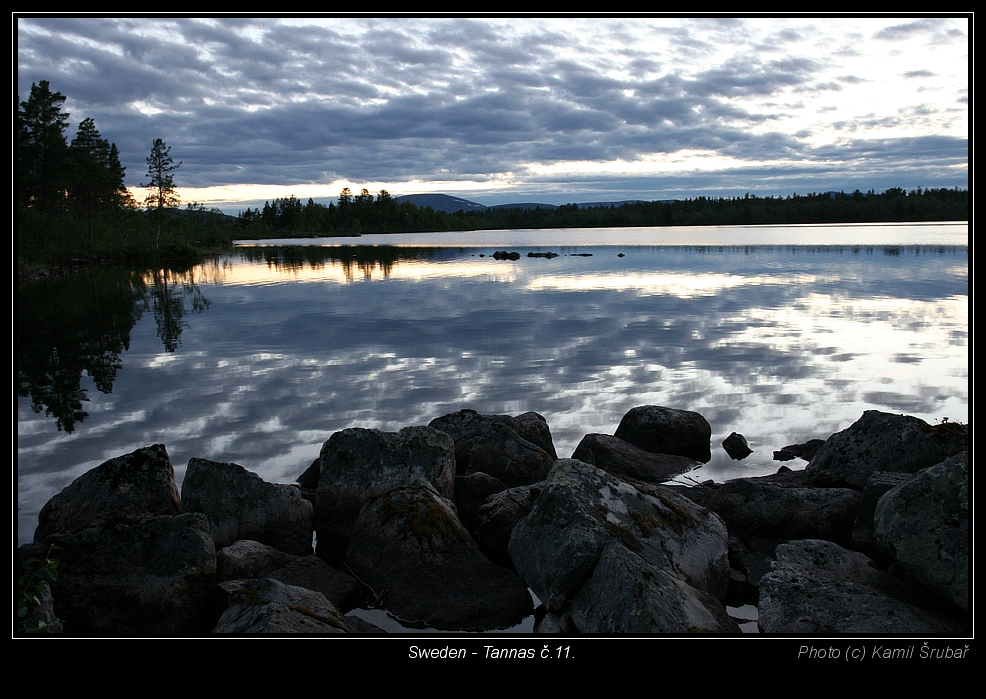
[18,80,71,214]
[69,117,129,246]
[141,139,181,246]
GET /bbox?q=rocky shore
[18,406,969,635]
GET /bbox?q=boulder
[39,513,217,635]
[773,439,825,462]
[429,409,557,486]
[474,483,542,568]
[214,578,354,633]
[759,539,964,633]
[613,405,712,462]
[345,483,533,631]
[849,471,914,563]
[182,458,314,556]
[721,432,753,460]
[508,459,731,631]
[34,444,180,542]
[874,451,968,612]
[269,555,363,612]
[216,539,297,582]
[454,471,508,534]
[707,474,861,546]
[568,539,739,633]
[806,411,965,488]
[571,432,699,483]
[314,426,456,558]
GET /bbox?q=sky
[15,16,970,214]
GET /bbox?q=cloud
[17,16,968,206]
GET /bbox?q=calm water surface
[17,223,968,546]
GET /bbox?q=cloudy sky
[16,16,969,213]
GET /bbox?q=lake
[16,222,968,548]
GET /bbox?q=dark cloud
[16,17,968,204]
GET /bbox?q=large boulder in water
[345,483,533,631]
[34,444,180,542]
[182,458,314,556]
[314,426,456,559]
[806,411,966,488]
[429,409,557,487]
[613,406,712,462]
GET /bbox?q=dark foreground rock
[34,444,180,542]
[37,513,217,635]
[182,458,314,556]
[315,426,456,558]
[214,578,355,633]
[758,539,965,634]
[509,459,733,632]
[346,483,533,630]
[874,451,968,612]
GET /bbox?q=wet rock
[571,432,699,483]
[722,432,753,460]
[614,405,712,462]
[34,444,180,542]
[773,438,825,462]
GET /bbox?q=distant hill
[395,193,488,213]
[396,193,658,213]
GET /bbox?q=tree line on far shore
[18,80,968,268]
[236,186,968,239]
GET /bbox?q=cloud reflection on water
[16,241,968,545]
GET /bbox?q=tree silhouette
[141,139,181,246]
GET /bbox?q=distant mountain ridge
[395,193,650,214]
